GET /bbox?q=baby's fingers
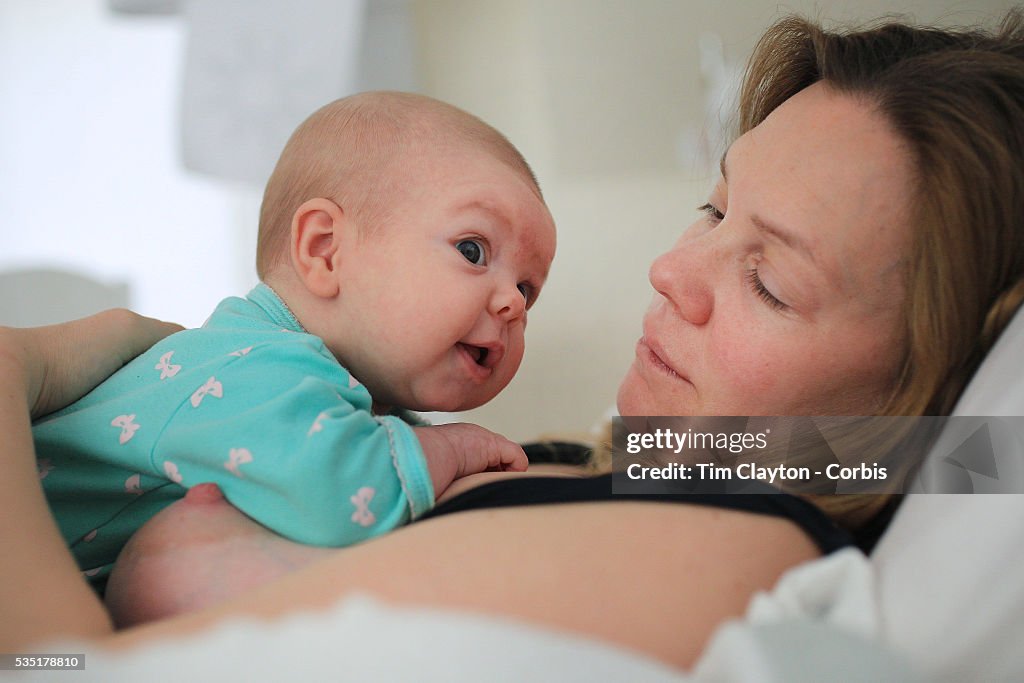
[498,442,529,472]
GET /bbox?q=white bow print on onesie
[190,376,223,407]
[307,411,330,437]
[164,461,183,484]
[224,447,253,476]
[154,351,181,379]
[350,487,376,527]
[124,473,143,495]
[111,414,140,444]
[37,458,54,480]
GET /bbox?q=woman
[5,11,1024,672]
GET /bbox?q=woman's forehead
[728,83,913,288]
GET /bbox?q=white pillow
[949,306,1024,417]
[871,306,1024,681]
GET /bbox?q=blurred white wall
[1,0,1016,440]
[0,0,243,328]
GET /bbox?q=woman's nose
[648,241,713,326]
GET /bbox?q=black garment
[420,473,855,555]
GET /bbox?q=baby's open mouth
[460,343,488,367]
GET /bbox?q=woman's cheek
[712,336,790,411]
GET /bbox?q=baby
[33,91,557,589]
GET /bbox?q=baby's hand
[414,423,528,498]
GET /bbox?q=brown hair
[734,11,1024,527]
[256,91,541,279]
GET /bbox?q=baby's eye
[517,283,532,301]
[456,239,486,265]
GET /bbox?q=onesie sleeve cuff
[377,414,435,519]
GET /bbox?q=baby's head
[257,92,556,413]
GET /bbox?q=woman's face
[618,83,912,417]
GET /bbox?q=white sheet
[692,549,921,682]
[14,561,921,683]
[16,595,684,682]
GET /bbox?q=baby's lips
[478,340,506,369]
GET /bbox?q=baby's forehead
[404,125,541,187]
[398,153,554,250]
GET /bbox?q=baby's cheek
[504,336,526,381]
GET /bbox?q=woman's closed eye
[698,202,725,224]
[456,239,487,265]
[697,203,789,312]
[746,268,787,311]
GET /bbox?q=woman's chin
[617,366,691,416]
[617,377,655,416]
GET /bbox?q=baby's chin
[398,385,507,414]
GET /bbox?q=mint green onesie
[33,284,435,585]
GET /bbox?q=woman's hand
[0,308,182,418]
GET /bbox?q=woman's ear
[290,198,346,299]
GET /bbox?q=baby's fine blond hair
[256,91,540,279]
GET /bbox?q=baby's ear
[290,198,345,299]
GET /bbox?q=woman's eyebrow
[751,214,820,267]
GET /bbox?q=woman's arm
[0,310,181,650]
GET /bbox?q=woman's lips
[637,335,689,383]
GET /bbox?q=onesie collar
[246,283,307,333]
